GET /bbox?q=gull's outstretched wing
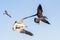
[37,4,43,18]
[41,19,50,24]
[3,10,12,18]
[20,29,33,36]
[23,14,36,19]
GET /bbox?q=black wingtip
[49,23,51,25]
[27,32,33,36]
[38,4,42,8]
[47,22,51,25]
[41,19,51,25]
[45,20,51,25]
[44,21,51,25]
[39,4,41,6]
[9,16,12,18]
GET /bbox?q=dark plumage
[23,4,50,24]
[41,19,50,24]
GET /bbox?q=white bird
[3,10,12,18]
[12,19,33,36]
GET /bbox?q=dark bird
[23,4,50,24]
[12,19,33,36]
[3,10,12,18]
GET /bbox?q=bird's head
[34,18,40,23]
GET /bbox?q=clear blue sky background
[0,0,60,40]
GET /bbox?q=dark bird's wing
[41,19,50,24]
[37,4,43,18]
[20,29,33,36]
[23,14,36,19]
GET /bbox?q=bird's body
[13,22,25,32]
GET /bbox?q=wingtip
[49,23,51,25]
[38,4,42,7]
[47,22,51,25]
[39,3,41,5]
[30,34,33,36]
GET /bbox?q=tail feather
[20,29,33,36]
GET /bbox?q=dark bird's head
[34,18,40,23]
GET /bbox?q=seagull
[23,4,50,24]
[12,19,33,36]
[3,10,12,18]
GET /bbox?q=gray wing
[20,29,33,36]
[37,4,43,17]
[41,19,50,24]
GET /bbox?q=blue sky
[0,0,60,40]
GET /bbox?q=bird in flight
[23,4,50,24]
[3,10,12,18]
[12,19,33,36]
